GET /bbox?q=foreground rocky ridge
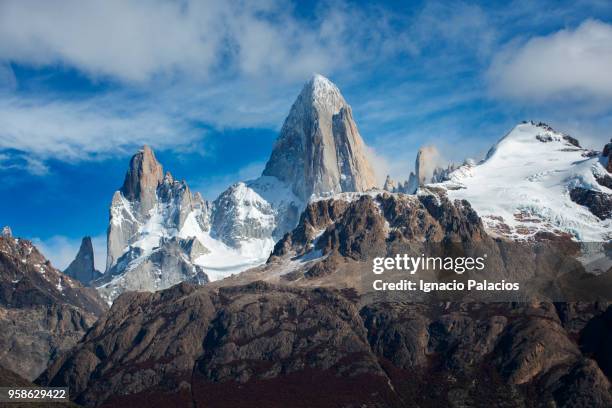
[40,280,611,407]
[36,184,612,407]
[0,232,107,380]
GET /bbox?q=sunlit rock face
[263,74,377,202]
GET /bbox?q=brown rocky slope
[0,231,107,381]
[38,190,612,407]
[39,280,612,407]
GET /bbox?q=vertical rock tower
[64,236,100,284]
[263,74,377,201]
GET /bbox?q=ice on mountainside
[93,76,610,305]
[97,146,213,303]
[436,122,611,241]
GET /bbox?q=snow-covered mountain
[436,122,610,241]
[212,74,378,247]
[96,74,380,303]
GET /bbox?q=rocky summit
[263,74,377,201]
[96,147,211,303]
[64,236,101,285]
[4,72,610,408]
[96,76,386,303]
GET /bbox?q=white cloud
[0,0,396,84]
[33,234,105,271]
[0,0,420,171]
[0,94,202,161]
[487,19,612,103]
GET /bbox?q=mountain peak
[1,226,11,238]
[486,121,582,162]
[120,145,164,212]
[300,73,345,112]
[64,236,100,284]
[262,76,377,201]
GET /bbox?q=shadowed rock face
[64,237,101,285]
[263,75,377,201]
[570,187,612,220]
[106,147,211,271]
[0,235,107,380]
[603,139,612,173]
[39,280,611,408]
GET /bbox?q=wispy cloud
[0,0,422,170]
[0,0,409,84]
[0,93,203,162]
[487,19,612,104]
[0,0,610,179]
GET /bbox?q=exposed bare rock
[101,146,211,303]
[96,237,208,302]
[0,364,32,387]
[0,365,78,407]
[262,74,377,201]
[383,175,396,192]
[361,302,611,407]
[107,147,211,271]
[39,279,612,407]
[416,145,440,186]
[603,138,612,173]
[0,235,106,380]
[493,311,581,385]
[570,187,612,220]
[549,358,612,408]
[270,192,487,262]
[42,282,395,408]
[361,303,430,368]
[2,226,11,238]
[64,237,101,285]
[119,145,163,214]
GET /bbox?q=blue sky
[1,0,611,269]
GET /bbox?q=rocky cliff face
[269,190,487,263]
[602,138,612,173]
[262,74,377,201]
[40,280,612,408]
[120,145,164,214]
[64,237,101,285]
[106,148,210,271]
[211,75,377,252]
[100,146,211,303]
[0,233,106,380]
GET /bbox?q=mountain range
[76,75,610,305]
[1,74,611,407]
